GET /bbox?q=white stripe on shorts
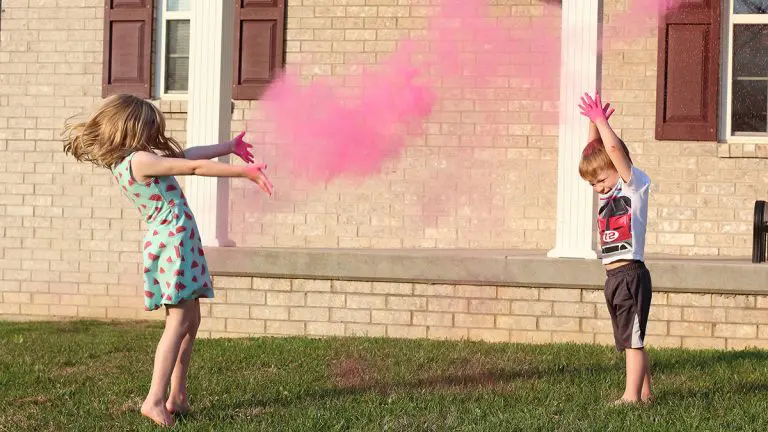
[631,313,644,348]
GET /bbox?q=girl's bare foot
[166,396,190,415]
[141,400,174,427]
[641,393,655,404]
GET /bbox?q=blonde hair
[62,94,183,169]
[579,138,632,181]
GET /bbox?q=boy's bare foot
[166,396,190,415]
[141,400,174,427]
[641,393,655,404]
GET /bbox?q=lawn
[1,321,768,431]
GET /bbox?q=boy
[578,92,653,405]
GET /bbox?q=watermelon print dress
[112,152,214,311]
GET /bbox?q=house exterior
[1,0,768,348]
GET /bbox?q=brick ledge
[206,248,768,295]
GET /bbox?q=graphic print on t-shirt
[598,189,633,256]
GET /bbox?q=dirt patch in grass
[331,356,373,390]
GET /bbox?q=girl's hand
[244,164,273,197]
[231,131,255,164]
[579,92,608,123]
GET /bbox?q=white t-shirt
[597,165,651,264]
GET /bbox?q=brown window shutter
[102,0,153,99]
[655,0,721,141]
[233,0,286,100]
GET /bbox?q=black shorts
[604,261,652,352]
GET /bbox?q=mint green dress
[112,152,215,311]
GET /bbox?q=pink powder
[255,0,561,186]
[260,41,435,183]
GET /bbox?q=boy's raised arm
[580,93,631,183]
[588,102,614,143]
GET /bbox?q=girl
[63,94,272,427]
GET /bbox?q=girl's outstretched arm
[182,143,232,160]
[182,132,255,163]
[579,93,631,182]
[132,151,272,196]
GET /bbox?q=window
[156,0,191,98]
[723,0,768,140]
[102,0,285,101]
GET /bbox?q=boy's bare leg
[616,348,647,404]
[640,349,653,402]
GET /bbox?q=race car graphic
[598,195,633,256]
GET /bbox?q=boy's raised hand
[231,131,255,164]
[603,102,615,121]
[579,92,609,123]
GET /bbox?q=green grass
[1,321,768,431]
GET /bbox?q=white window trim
[720,0,768,143]
[155,1,191,100]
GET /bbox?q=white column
[547,0,600,259]
[185,1,235,247]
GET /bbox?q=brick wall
[193,276,768,350]
[5,266,768,350]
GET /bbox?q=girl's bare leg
[166,299,201,414]
[140,300,196,427]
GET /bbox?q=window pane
[732,80,767,134]
[167,20,190,55]
[735,0,768,14]
[732,25,768,78]
[166,57,190,92]
[167,0,190,12]
[165,20,190,93]
[732,25,768,134]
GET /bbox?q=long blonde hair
[62,94,184,168]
